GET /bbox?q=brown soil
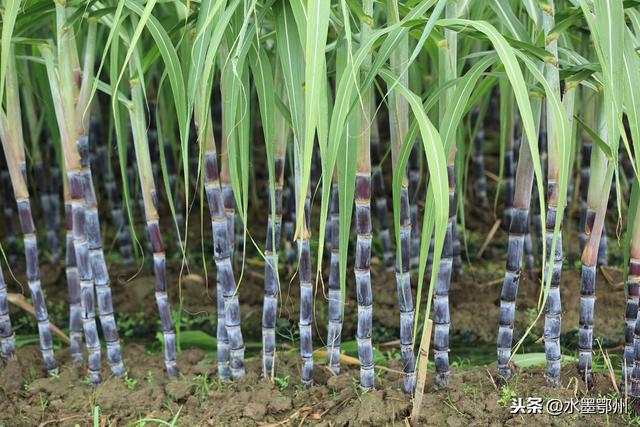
[0,344,633,426]
[0,257,632,426]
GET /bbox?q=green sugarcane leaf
[275,2,304,149]
[0,0,21,111]
[248,44,276,229]
[574,115,613,161]
[511,51,572,357]
[64,0,100,28]
[522,0,539,27]
[378,68,448,325]
[489,0,529,42]
[580,0,625,221]
[125,0,188,154]
[345,0,373,26]
[294,0,330,240]
[438,18,548,290]
[504,36,553,63]
[551,7,582,36]
[316,0,445,287]
[559,66,597,85]
[622,28,640,177]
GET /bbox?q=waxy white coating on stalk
[326,182,342,375]
[77,136,125,377]
[262,153,284,378]
[495,93,541,382]
[64,202,83,365]
[198,101,244,380]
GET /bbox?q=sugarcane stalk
[579,166,612,389]
[293,145,314,387]
[625,193,640,392]
[163,137,185,243]
[371,115,393,271]
[353,15,375,385]
[97,124,134,265]
[64,186,83,365]
[1,160,18,269]
[261,88,288,378]
[523,215,534,272]
[577,102,611,388]
[0,52,58,375]
[76,134,125,377]
[129,73,178,378]
[579,142,592,253]
[471,108,489,208]
[20,63,60,265]
[532,110,546,256]
[432,0,461,388]
[326,173,341,374]
[542,1,574,387]
[0,263,15,362]
[395,160,416,387]
[194,99,233,381]
[388,0,416,393]
[36,157,61,264]
[496,128,538,381]
[218,90,246,382]
[497,75,543,382]
[47,139,62,246]
[262,168,283,378]
[433,162,454,388]
[598,224,608,266]
[282,146,297,266]
[502,92,516,230]
[68,19,125,378]
[408,140,420,270]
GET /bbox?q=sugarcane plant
[3,2,640,426]
[0,48,57,374]
[39,3,127,383]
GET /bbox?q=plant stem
[0,51,58,375]
[64,192,83,365]
[388,0,416,393]
[371,116,393,270]
[625,194,640,393]
[0,263,15,362]
[129,73,177,378]
[76,136,125,377]
[327,173,341,374]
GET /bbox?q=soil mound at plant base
[0,345,633,426]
